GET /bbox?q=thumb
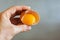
[12,24,31,34]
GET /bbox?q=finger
[12,25,31,34]
[2,6,31,19]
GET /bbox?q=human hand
[0,6,31,40]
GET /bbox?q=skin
[0,6,31,40]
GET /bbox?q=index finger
[3,6,31,19]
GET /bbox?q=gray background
[0,0,60,40]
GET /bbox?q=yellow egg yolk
[21,14,36,25]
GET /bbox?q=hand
[0,6,31,40]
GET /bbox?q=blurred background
[0,0,60,40]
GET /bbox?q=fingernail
[28,27,31,30]
[23,25,28,31]
[28,6,31,9]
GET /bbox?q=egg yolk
[21,14,36,25]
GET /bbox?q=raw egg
[20,10,40,25]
